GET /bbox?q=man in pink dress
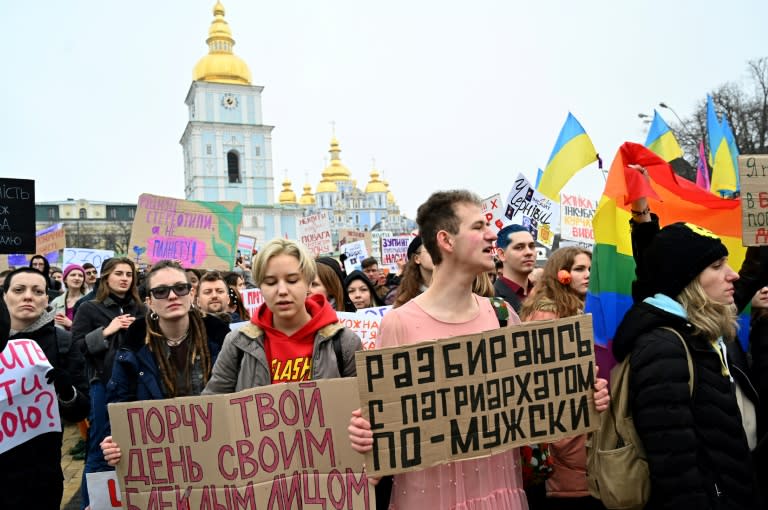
[349,190,531,509]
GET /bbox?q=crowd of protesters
[0,182,766,510]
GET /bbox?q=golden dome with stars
[193,2,252,85]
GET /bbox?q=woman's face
[65,269,85,291]
[309,275,328,298]
[51,271,63,283]
[415,246,434,273]
[568,253,591,297]
[147,268,193,321]
[4,271,48,329]
[185,270,200,289]
[698,256,738,305]
[235,276,246,291]
[752,286,768,309]
[348,280,372,310]
[105,263,134,297]
[261,254,310,328]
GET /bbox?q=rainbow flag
[644,110,684,162]
[586,142,747,352]
[537,113,598,201]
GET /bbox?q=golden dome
[316,177,338,193]
[322,137,352,181]
[278,178,297,204]
[193,2,252,85]
[384,179,396,204]
[299,183,316,205]
[365,169,388,193]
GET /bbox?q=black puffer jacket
[0,311,90,509]
[71,295,144,385]
[613,302,760,510]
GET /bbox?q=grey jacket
[203,322,362,394]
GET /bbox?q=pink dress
[377,296,528,510]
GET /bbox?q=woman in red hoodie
[203,238,362,392]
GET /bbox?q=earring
[557,270,572,285]
[150,311,159,320]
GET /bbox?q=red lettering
[229,395,253,437]
[299,382,325,427]
[760,192,768,208]
[108,478,122,506]
[20,374,43,395]
[217,445,238,481]
[255,393,278,430]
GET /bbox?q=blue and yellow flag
[537,113,597,201]
[644,110,683,162]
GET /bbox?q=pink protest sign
[0,339,61,454]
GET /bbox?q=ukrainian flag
[644,110,683,162]
[537,113,597,201]
[707,95,739,195]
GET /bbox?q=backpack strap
[488,297,509,327]
[659,326,695,397]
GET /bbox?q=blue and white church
[180,2,412,249]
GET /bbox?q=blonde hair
[677,278,738,341]
[253,239,316,286]
[473,272,495,298]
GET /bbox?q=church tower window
[227,150,242,183]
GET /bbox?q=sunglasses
[149,283,192,300]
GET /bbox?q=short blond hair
[253,239,316,285]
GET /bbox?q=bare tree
[670,57,768,176]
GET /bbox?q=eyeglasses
[149,283,192,300]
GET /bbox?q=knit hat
[643,222,728,299]
[406,236,423,260]
[62,264,85,281]
[496,224,530,250]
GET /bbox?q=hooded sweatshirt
[251,293,339,383]
[343,270,385,309]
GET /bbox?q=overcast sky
[2,1,766,218]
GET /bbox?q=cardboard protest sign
[86,471,122,510]
[64,248,115,271]
[355,315,599,477]
[482,193,506,232]
[0,178,35,254]
[241,287,265,318]
[379,235,410,272]
[297,212,333,255]
[370,231,392,261]
[129,193,242,271]
[336,306,392,350]
[338,229,372,255]
[341,240,368,274]
[559,193,596,246]
[108,378,370,510]
[0,339,61,455]
[503,174,560,248]
[36,223,66,255]
[739,155,768,245]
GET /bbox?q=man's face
[498,231,536,277]
[363,264,380,283]
[84,267,98,285]
[449,203,497,273]
[197,279,230,313]
[30,258,45,272]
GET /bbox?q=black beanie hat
[643,222,729,299]
[406,236,423,260]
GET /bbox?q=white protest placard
[341,240,368,274]
[0,339,61,455]
[241,288,264,319]
[336,306,392,350]
[370,231,392,261]
[63,248,115,271]
[482,193,506,231]
[379,235,411,272]
[559,193,596,247]
[86,471,122,510]
[503,173,560,248]
[297,212,333,255]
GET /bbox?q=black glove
[45,368,76,401]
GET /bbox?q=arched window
[227,150,241,183]
[79,208,87,219]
